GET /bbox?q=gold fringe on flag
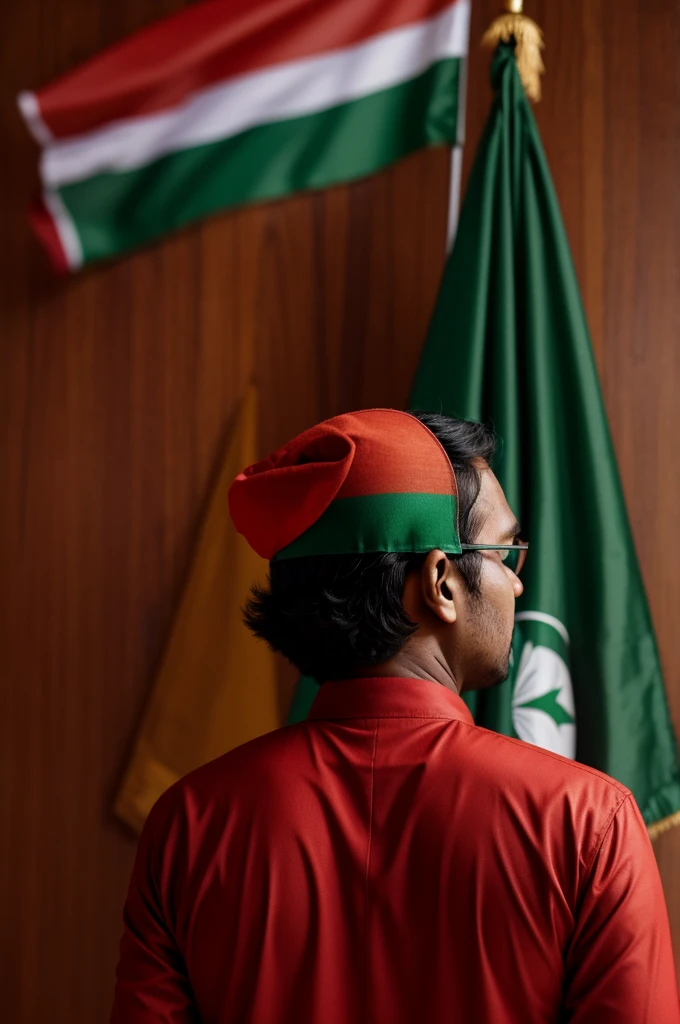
[482,0,545,103]
[647,809,680,842]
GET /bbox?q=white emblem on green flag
[511,615,576,759]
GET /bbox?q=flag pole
[445,0,472,250]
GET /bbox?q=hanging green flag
[411,38,680,836]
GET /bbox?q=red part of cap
[228,409,457,560]
[229,425,355,560]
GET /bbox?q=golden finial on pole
[482,2,544,102]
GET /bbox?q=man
[110,409,679,1023]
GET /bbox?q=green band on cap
[274,492,461,560]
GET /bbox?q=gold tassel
[481,1,545,103]
[647,808,680,842]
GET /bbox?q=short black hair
[243,412,496,681]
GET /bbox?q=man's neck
[353,647,461,696]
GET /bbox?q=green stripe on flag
[59,58,460,264]
[275,492,460,560]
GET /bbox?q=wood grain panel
[1,1,679,1020]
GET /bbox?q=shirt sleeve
[109,790,201,1024]
[563,792,680,1023]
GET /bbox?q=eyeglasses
[455,542,529,576]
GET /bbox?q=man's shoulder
[148,719,632,849]
[471,721,630,797]
[456,721,633,843]
[150,723,308,815]
[167,718,631,802]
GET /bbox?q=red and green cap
[228,409,461,561]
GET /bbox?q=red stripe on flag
[29,197,70,274]
[33,0,460,139]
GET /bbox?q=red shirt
[111,676,679,1023]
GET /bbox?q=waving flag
[18,0,470,271]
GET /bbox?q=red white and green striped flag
[18,0,470,272]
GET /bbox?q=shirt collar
[307,676,475,724]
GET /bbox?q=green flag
[286,675,321,726]
[411,42,680,833]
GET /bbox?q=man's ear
[420,549,460,625]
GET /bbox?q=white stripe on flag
[17,91,53,146]
[43,189,83,269]
[41,0,470,189]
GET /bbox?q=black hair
[243,412,496,681]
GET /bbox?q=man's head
[231,410,523,692]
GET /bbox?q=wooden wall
[1,0,678,1019]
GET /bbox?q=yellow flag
[115,387,279,834]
